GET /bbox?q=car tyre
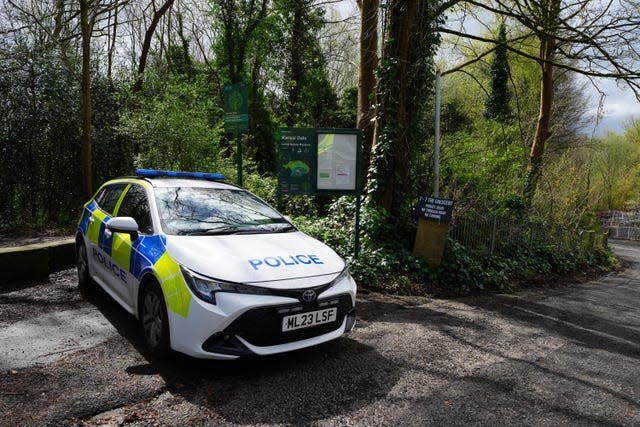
[140,282,171,358]
[77,242,92,291]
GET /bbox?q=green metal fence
[448,214,606,256]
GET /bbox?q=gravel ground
[1,241,639,426]
[0,269,85,325]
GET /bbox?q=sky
[588,79,640,136]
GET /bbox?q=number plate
[282,308,338,332]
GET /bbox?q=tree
[211,0,274,173]
[212,0,269,84]
[80,0,93,198]
[439,0,640,204]
[132,0,176,92]
[367,0,442,214]
[484,22,510,121]
[274,0,339,127]
[357,0,379,186]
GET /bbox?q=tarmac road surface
[0,240,639,426]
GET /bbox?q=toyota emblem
[301,289,317,303]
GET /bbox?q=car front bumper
[166,275,357,360]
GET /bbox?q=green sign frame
[277,127,363,258]
[224,83,249,135]
[277,128,362,196]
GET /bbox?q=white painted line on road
[0,307,119,371]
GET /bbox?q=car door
[84,183,128,289]
[110,183,155,306]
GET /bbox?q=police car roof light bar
[136,169,225,181]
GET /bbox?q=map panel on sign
[317,133,357,191]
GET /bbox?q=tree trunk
[524,35,555,203]
[133,0,176,93]
[80,0,93,199]
[369,0,418,213]
[357,0,378,188]
[107,5,119,80]
[286,2,304,126]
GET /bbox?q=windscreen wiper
[180,226,242,236]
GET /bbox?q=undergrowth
[293,196,617,297]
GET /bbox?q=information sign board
[224,83,248,135]
[416,196,455,222]
[277,128,316,195]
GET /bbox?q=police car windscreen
[154,187,292,235]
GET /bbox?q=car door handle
[104,229,112,239]
[88,216,95,223]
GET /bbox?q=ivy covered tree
[484,22,511,122]
[368,0,442,215]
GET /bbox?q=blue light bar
[135,169,225,181]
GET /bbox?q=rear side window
[116,185,153,235]
[94,184,127,215]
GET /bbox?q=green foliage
[294,196,615,297]
[118,76,232,174]
[270,0,340,127]
[593,130,640,210]
[0,44,80,226]
[92,77,134,186]
[293,191,616,296]
[484,23,511,121]
[333,85,358,128]
[439,118,528,209]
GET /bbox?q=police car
[76,169,357,359]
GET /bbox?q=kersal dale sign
[416,196,455,222]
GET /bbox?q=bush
[292,196,617,297]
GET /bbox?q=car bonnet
[164,231,345,288]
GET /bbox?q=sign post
[413,196,455,267]
[224,83,248,186]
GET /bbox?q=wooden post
[413,218,449,267]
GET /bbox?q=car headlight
[331,265,350,287]
[180,266,271,304]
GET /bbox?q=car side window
[116,185,153,235]
[95,184,126,215]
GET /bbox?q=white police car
[76,169,357,359]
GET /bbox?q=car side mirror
[106,216,140,241]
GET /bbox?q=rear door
[84,183,128,288]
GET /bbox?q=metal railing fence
[449,213,604,256]
[598,210,640,241]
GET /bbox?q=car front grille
[221,293,353,347]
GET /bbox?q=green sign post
[277,128,362,258]
[224,83,249,186]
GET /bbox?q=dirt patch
[0,269,84,324]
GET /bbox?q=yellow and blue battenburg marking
[78,198,192,317]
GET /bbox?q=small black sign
[417,196,455,222]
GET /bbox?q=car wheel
[140,282,171,358]
[77,242,91,290]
